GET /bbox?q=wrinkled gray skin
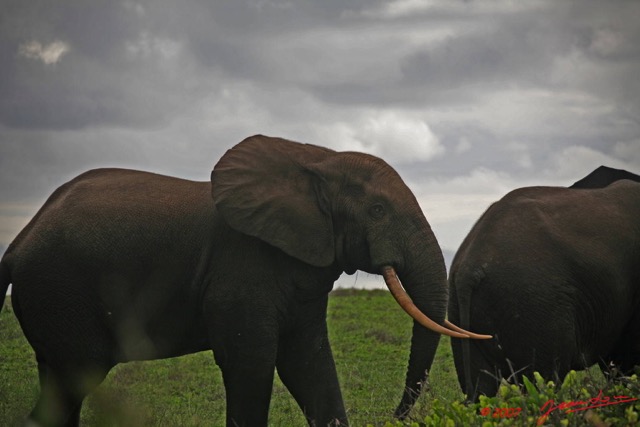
[0,135,448,426]
[449,170,640,400]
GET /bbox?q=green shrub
[379,369,639,427]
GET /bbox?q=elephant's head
[211,135,489,418]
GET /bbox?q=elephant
[570,165,640,188]
[448,167,640,401]
[0,135,488,427]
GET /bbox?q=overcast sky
[1,0,639,288]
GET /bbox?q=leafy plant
[381,369,639,427]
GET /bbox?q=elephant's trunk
[382,226,490,420]
[386,246,447,420]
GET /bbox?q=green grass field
[1,291,638,426]
[0,290,458,426]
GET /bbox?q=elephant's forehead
[346,170,413,198]
[347,156,404,185]
[331,151,417,200]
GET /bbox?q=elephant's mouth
[381,266,492,340]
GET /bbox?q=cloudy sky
[1,0,639,288]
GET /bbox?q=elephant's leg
[217,355,277,427]
[621,307,640,373]
[276,298,347,426]
[29,359,110,427]
[17,296,115,426]
[451,337,502,400]
[207,301,280,427]
[29,361,68,427]
[276,331,346,426]
[603,309,640,376]
[449,304,503,402]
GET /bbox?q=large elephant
[448,167,640,400]
[0,135,486,427]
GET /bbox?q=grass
[1,291,638,426]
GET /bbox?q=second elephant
[449,168,640,400]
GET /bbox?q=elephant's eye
[369,203,385,220]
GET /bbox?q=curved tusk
[381,266,471,339]
[444,320,493,340]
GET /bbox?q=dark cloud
[401,26,556,93]
[0,1,208,130]
[1,0,639,255]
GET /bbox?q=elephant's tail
[457,285,474,400]
[456,265,495,402]
[454,265,489,401]
[0,255,11,315]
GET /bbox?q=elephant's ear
[211,135,336,267]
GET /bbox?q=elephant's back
[451,183,637,286]
[7,168,214,284]
[50,168,212,216]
